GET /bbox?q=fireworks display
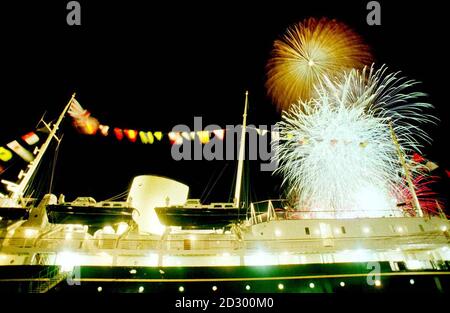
[273,65,436,218]
[266,17,372,112]
[398,175,444,216]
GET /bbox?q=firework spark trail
[266,17,372,112]
[398,175,444,216]
[273,65,436,218]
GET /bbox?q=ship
[0,93,449,294]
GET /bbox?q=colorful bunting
[114,128,124,141]
[99,125,109,136]
[0,147,13,162]
[124,129,138,143]
[197,131,210,144]
[154,132,162,141]
[7,141,34,162]
[168,132,183,145]
[68,98,99,135]
[425,161,439,172]
[213,129,225,140]
[147,132,155,144]
[21,132,40,145]
[181,132,190,141]
[139,131,149,144]
[413,153,425,163]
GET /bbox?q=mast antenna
[233,91,249,208]
[2,93,76,207]
[389,122,423,217]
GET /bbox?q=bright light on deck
[57,251,80,272]
[116,223,129,235]
[103,226,115,234]
[24,228,38,238]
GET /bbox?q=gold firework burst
[266,17,373,111]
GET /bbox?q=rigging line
[101,190,130,202]
[49,134,63,194]
[0,159,20,177]
[202,163,229,203]
[228,163,238,203]
[200,166,221,201]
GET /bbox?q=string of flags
[68,98,233,145]
[0,131,42,174]
[0,98,445,177]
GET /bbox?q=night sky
[0,1,448,208]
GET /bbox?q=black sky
[0,1,448,207]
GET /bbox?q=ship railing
[248,199,288,225]
[28,264,67,293]
[247,199,416,225]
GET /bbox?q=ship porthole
[409,279,415,285]
[97,286,102,292]
[178,286,185,292]
[245,285,251,291]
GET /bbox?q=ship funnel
[127,175,189,235]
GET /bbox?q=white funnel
[127,175,189,235]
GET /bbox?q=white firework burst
[273,65,436,218]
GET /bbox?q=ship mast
[1,93,76,207]
[389,122,423,217]
[233,91,249,208]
